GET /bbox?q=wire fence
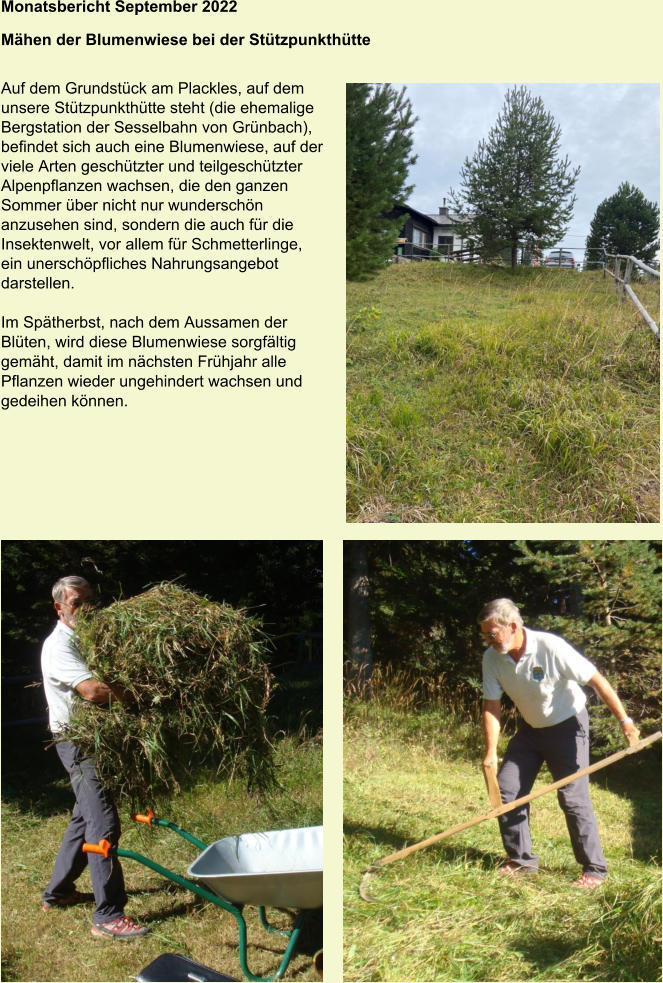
[394,241,604,268]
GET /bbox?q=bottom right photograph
[343,539,661,982]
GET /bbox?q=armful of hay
[63,583,275,805]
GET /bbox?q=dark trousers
[497,709,608,878]
[43,741,127,924]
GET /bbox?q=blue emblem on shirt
[532,666,545,682]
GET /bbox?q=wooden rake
[358,729,661,902]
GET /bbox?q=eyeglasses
[479,627,506,641]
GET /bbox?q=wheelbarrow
[83,809,323,982]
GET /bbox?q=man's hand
[621,719,640,745]
[75,678,134,707]
[482,751,498,772]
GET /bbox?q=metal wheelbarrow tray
[187,826,322,910]
[83,810,322,982]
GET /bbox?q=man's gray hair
[477,598,523,627]
[52,575,91,603]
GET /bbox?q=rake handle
[370,730,662,870]
[482,763,502,809]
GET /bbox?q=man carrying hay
[40,575,149,940]
[479,597,639,889]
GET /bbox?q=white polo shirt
[482,627,597,728]
[41,620,93,734]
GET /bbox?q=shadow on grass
[510,930,585,980]
[509,930,580,975]
[345,820,504,871]
[135,900,205,924]
[0,944,21,982]
[344,820,417,856]
[589,752,661,863]
[511,923,660,983]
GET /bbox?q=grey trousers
[497,709,608,878]
[43,741,128,924]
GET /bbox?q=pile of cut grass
[66,583,274,804]
[347,264,659,522]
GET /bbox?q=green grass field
[347,264,660,522]
[1,733,322,983]
[344,698,662,982]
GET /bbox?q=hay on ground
[64,583,274,804]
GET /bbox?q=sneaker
[42,890,85,911]
[573,873,604,890]
[91,915,149,940]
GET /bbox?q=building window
[413,227,428,247]
[437,235,454,255]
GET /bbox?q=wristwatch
[619,716,633,725]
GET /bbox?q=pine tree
[514,541,661,748]
[584,182,659,270]
[450,86,580,270]
[346,83,417,280]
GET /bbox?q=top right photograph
[346,83,660,524]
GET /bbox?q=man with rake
[479,597,639,889]
[40,575,149,939]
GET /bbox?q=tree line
[346,84,659,278]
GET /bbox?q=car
[544,250,576,269]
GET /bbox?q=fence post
[613,257,621,294]
[621,258,633,301]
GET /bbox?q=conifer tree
[346,83,417,280]
[584,182,659,269]
[515,541,661,747]
[450,86,580,270]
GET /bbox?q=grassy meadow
[344,693,662,982]
[1,732,322,983]
[346,263,660,522]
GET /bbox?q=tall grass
[347,264,659,522]
[344,680,662,982]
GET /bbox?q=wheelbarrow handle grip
[83,838,113,858]
[132,807,156,825]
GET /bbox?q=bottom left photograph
[1,540,323,983]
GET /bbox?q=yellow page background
[2,2,662,981]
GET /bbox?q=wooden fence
[394,240,479,264]
[603,250,660,338]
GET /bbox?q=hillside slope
[347,264,659,522]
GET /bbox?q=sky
[399,83,660,264]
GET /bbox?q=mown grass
[347,264,660,522]
[344,694,662,982]
[1,733,322,982]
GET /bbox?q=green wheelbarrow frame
[83,809,316,982]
